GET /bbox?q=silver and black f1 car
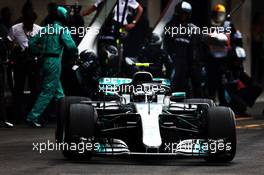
[56,70,236,162]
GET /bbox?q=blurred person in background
[8,1,42,123]
[204,4,262,114]
[204,4,238,105]
[26,5,78,128]
[124,2,150,57]
[0,33,14,128]
[0,7,14,95]
[164,1,204,97]
[0,7,14,127]
[81,0,143,77]
[81,0,143,31]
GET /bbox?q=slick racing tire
[62,103,98,160]
[184,98,216,108]
[56,96,91,143]
[205,107,236,163]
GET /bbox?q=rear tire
[205,107,236,163]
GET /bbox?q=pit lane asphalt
[0,103,264,175]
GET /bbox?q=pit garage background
[0,0,263,81]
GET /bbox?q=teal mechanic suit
[26,6,78,124]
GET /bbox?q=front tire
[205,107,236,163]
[56,96,91,143]
[62,103,98,160]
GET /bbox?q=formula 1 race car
[56,68,236,162]
[55,0,236,163]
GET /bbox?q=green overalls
[27,21,78,122]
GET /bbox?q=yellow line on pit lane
[235,117,253,121]
[236,123,264,129]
